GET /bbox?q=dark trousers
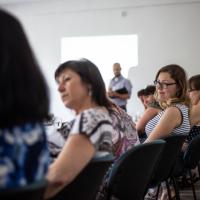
[119,105,126,112]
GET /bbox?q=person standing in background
[108,63,132,111]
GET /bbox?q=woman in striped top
[144,64,192,200]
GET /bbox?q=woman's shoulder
[148,100,163,110]
[166,104,188,115]
[190,105,200,126]
[70,108,112,136]
[169,103,188,109]
[167,104,189,113]
[192,104,200,111]
[81,108,112,123]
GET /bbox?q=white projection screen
[61,35,138,89]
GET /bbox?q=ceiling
[0,0,52,5]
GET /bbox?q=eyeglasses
[154,80,177,89]
[188,89,198,93]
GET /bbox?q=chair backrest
[49,155,115,200]
[0,179,48,200]
[106,140,165,200]
[152,134,188,182]
[184,134,200,169]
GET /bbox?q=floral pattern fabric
[96,106,140,200]
[0,123,49,190]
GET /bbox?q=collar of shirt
[113,74,123,81]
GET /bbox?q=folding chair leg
[106,190,112,200]
[189,169,197,200]
[166,180,172,200]
[171,175,180,200]
[198,162,200,179]
[156,184,161,200]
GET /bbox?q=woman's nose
[58,84,65,92]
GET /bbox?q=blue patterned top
[0,122,49,190]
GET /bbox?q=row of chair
[1,134,200,200]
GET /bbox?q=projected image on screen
[61,35,138,90]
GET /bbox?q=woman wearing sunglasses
[144,64,192,200]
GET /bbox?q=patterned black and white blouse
[48,108,112,162]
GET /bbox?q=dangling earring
[89,89,92,96]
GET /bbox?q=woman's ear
[176,84,181,92]
[88,84,92,96]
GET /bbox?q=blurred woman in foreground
[0,10,50,190]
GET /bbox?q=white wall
[2,0,200,121]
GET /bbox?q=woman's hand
[136,107,161,134]
[181,142,188,152]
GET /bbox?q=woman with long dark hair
[44,59,113,199]
[0,10,50,190]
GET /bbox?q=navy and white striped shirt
[145,104,190,138]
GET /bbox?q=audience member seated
[136,85,163,143]
[0,10,50,190]
[174,74,200,188]
[137,85,156,112]
[44,59,113,199]
[144,64,191,199]
[47,102,140,200]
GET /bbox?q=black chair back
[106,140,166,200]
[152,134,188,182]
[0,179,48,200]
[184,134,200,169]
[49,155,115,200]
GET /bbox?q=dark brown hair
[55,58,112,108]
[137,85,156,97]
[188,74,200,90]
[137,89,145,97]
[0,10,50,128]
[143,85,156,96]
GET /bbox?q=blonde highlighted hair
[154,64,192,113]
